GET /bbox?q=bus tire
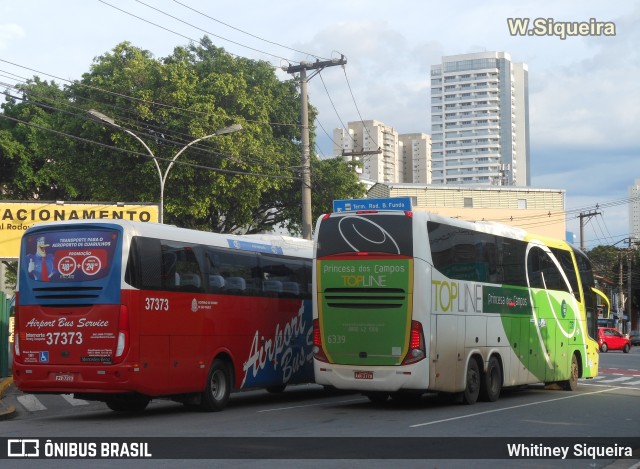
[463,358,481,405]
[200,359,231,412]
[561,353,579,391]
[480,356,502,402]
[105,394,150,412]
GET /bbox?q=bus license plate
[354,371,374,380]
[52,372,76,382]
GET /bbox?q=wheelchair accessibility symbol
[39,351,49,363]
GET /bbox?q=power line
[1,84,300,172]
[0,113,298,181]
[0,58,298,130]
[170,0,329,61]
[129,0,300,64]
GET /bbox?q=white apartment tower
[629,179,640,242]
[430,51,530,186]
[334,122,431,184]
[399,133,432,184]
[333,120,400,183]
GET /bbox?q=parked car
[629,330,640,347]
[598,327,631,353]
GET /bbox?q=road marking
[409,387,623,428]
[61,394,89,406]
[257,398,365,413]
[598,376,633,383]
[17,394,47,412]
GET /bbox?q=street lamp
[88,109,242,224]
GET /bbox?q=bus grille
[32,286,103,302]
[323,287,406,309]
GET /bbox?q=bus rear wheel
[480,356,502,402]
[200,359,231,412]
[463,358,480,405]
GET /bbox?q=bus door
[432,313,465,391]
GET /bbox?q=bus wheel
[266,384,287,394]
[365,392,389,404]
[480,356,502,402]
[561,354,579,391]
[200,359,231,412]
[463,358,480,405]
[105,394,150,412]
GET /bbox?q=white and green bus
[312,206,606,404]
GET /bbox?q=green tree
[0,77,73,200]
[0,37,364,236]
[587,245,620,281]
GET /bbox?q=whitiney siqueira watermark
[507,18,616,40]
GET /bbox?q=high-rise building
[430,51,530,186]
[333,121,431,184]
[333,120,399,183]
[399,133,432,184]
[629,179,640,241]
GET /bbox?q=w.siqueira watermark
[507,18,616,40]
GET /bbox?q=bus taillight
[402,320,425,365]
[113,304,130,363]
[312,319,329,363]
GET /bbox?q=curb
[0,377,16,420]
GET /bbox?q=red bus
[13,220,314,411]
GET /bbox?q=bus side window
[216,249,259,296]
[127,236,162,290]
[499,238,528,287]
[161,251,178,289]
[175,247,204,293]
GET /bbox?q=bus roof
[23,219,313,258]
[320,210,571,252]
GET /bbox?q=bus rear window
[316,214,413,257]
[22,229,119,283]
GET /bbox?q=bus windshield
[22,229,119,284]
[316,213,413,257]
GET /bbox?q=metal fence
[0,292,12,377]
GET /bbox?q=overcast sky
[1,0,638,249]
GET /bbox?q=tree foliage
[587,245,620,281]
[0,37,364,235]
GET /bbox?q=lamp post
[88,109,242,224]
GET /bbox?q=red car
[598,327,631,353]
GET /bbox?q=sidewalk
[0,377,16,420]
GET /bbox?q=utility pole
[627,237,634,332]
[578,210,601,250]
[286,56,347,240]
[619,251,625,326]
